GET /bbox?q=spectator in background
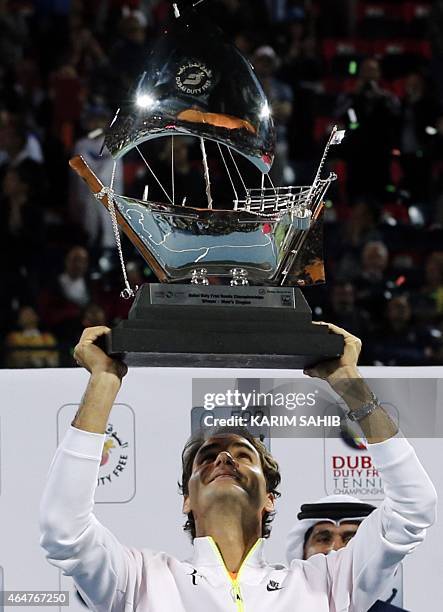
[0,159,46,256]
[58,246,91,310]
[321,280,370,339]
[208,0,268,36]
[399,73,436,205]
[353,240,392,320]
[38,246,98,348]
[0,111,44,174]
[64,9,110,104]
[263,0,306,25]
[332,196,382,280]
[366,294,439,366]
[0,0,28,71]
[74,0,111,38]
[233,30,257,59]
[317,0,358,38]
[0,160,47,329]
[69,104,123,260]
[281,21,324,180]
[81,302,107,328]
[48,59,85,152]
[68,12,108,85]
[12,58,46,124]
[126,260,146,289]
[429,115,443,225]
[106,12,148,108]
[4,305,59,368]
[30,0,71,79]
[253,45,293,185]
[411,251,443,324]
[429,0,443,110]
[335,58,400,201]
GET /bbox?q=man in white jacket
[39,323,437,612]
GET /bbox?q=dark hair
[178,426,281,540]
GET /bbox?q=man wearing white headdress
[286,494,407,611]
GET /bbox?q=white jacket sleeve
[325,435,437,612]
[39,426,142,611]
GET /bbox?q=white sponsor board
[57,404,136,503]
[0,566,4,612]
[324,435,385,501]
[0,367,442,611]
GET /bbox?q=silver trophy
[70,2,344,367]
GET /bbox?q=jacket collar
[189,537,268,586]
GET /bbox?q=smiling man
[39,323,437,611]
[180,429,280,579]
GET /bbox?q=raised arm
[71,326,128,433]
[304,321,398,444]
[39,327,140,612]
[305,323,437,611]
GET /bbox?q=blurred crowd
[1,0,443,367]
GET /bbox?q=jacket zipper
[208,537,261,612]
[230,579,243,612]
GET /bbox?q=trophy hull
[113,195,326,286]
[106,284,344,368]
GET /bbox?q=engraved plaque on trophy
[69,2,344,368]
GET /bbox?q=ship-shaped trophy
[70,2,344,368]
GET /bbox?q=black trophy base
[106,284,344,368]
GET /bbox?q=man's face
[253,55,275,79]
[18,306,39,330]
[183,434,274,534]
[332,283,355,312]
[387,296,411,324]
[303,521,360,559]
[359,59,381,83]
[65,247,89,279]
[362,243,388,274]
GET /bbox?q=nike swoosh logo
[267,585,284,592]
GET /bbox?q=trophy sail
[104,8,275,173]
[96,4,343,288]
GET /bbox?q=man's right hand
[74,326,128,379]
